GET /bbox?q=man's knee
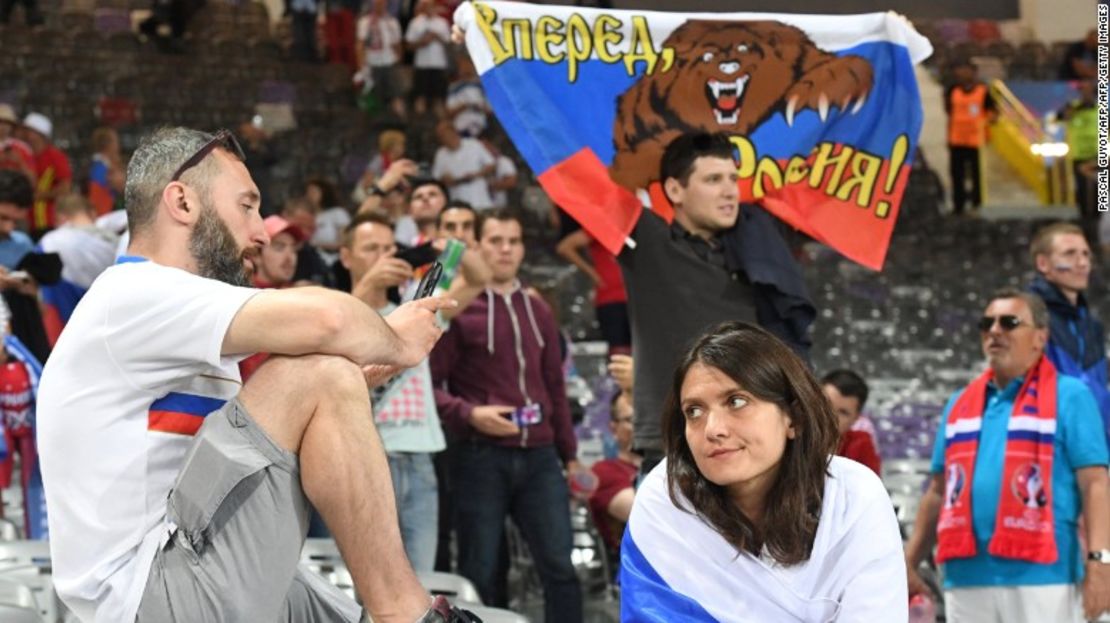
[246,354,364,398]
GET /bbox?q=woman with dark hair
[621,321,906,622]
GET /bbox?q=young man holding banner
[617,132,814,473]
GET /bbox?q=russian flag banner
[456,2,932,270]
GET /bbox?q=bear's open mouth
[705,76,750,125]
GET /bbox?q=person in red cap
[240,215,310,380]
[254,214,307,289]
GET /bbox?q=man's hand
[379,158,419,193]
[385,296,456,367]
[469,405,520,437]
[565,459,597,500]
[1083,561,1110,620]
[362,363,402,389]
[608,354,634,393]
[905,561,930,598]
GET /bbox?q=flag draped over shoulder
[455,2,932,270]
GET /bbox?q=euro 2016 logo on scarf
[1012,463,1048,509]
[944,463,965,508]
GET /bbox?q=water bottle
[908,594,936,623]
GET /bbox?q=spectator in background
[432,121,494,210]
[88,127,125,216]
[0,105,34,182]
[480,137,517,210]
[138,0,203,53]
[945,60,995,216]
[405,0,451,116]
[21,112,72,232]
[1060,82,1098,240]
[904,288,1110,623]
[341,212,443,570]
[436,201,477,247]
[357,0,406,119]
[286,0,320,63]
[0,295,43,538]
[555,217,630,355]
[0,170,58,363]
[395,177,449,246]
[588,388,639,569]
[447,54,489,138]
[240,215,307,381]
[1028,223,1110,451]
[354,129,407,206]
[38,194,118,331]
[282,197,333,286]
[820,369,881,476]
[324,0,359,71]
[1060,29,1098,81]
[303,177,350,265]
[430,209,585,620]
[238,120,280,217]
[0,0,43,26]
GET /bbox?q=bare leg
[239,354,429,622]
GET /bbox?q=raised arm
[555,229,601,284]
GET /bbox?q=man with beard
[35,128,473,623]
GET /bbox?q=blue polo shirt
[930,374,1109,588]
[0,231,33,270]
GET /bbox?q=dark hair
[304,177,341,209]
[663,321,839,566]
[990,286,1049,329]
[436,200,476,228]
[476,207,524,240]
[0,170,33,209]
[660,132,736,186]
[343,211,394,248]
[408,177,450,203]
[819,369,869,411]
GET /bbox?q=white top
[312,206,352,264]
[447,79,489,137]
[624,456,907,622]
[37,260,258,623]
[405,14,451,69]
[38,225,118,289]
[357,13,402,67]
[432,137,495,209]
[489,155,517,209]
[372,303,446,453]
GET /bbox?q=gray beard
[189,204,251,287]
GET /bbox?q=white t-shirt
[37,259,258,623]
[490,155,517,209]
[405,14,450,69]
[371,302,447,453]
[38,224,119,289]
[312,206,352,264]
[624,456,907,622]
[357,14,402,67]
[432,138,495,209]
[447,79,489,137]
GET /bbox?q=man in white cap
[0,105,33,182]
[21,112,71,232]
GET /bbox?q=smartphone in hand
[410,261,444,301]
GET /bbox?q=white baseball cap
[22,112,52,139]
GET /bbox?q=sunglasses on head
[977,315,1024,332]
[170,129,246,182]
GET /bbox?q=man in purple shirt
[430,208,585,622]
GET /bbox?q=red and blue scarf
[936,355,1058,565]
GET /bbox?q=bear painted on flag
[609,20,874,191]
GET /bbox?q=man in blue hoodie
[1028,222,1110,447]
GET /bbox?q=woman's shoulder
[818,456,892,538]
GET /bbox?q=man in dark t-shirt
[616,133,814,474]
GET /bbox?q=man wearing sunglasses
[1028,222,1110,453]
[34,128,475,623]
[904,288,1110,622]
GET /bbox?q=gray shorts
[136,399,363,622]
